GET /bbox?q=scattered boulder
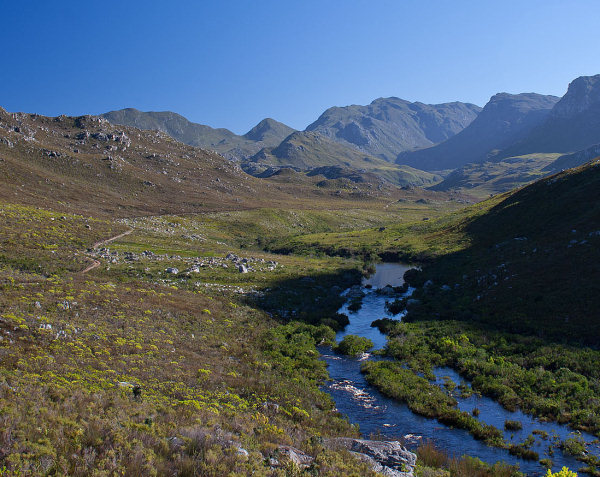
[165,267,179,274]
[238,264,248,273]
[167,436,185,450]
[327,438,416,477]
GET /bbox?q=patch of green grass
[271,195,496,261]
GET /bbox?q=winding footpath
[81,228,133,274]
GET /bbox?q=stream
[320,263,600,476]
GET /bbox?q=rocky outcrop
[327,438,417,476]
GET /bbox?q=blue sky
[1,1,599,133]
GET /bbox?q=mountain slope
[306,97,481,162]
[397,93,560,171]
[404,158,600,343]
[501,75,600,157]
[246,131,441,187]
[0,108,405,217]
[102,108,295,160]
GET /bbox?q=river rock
[327,438,416,476]
[346,285,366,299]
[379,285,396,296]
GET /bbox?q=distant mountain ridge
[397,93,560,171]
[102,108,295,160]
[103,98,482,172]
[306,97,481,162]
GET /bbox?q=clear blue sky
[1,0,599,134]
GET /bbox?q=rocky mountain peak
[243,118,295,142]
[550,74,600,118]
[483,92,560,115]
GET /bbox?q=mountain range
[103,99,482,186]
[103,74,600,194]
[304,97,481,161]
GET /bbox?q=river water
[320,263,599,476]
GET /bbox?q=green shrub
[333,335,373,357]
[562,433,587,457]
[509,444,539,461]
[504,420,522,431]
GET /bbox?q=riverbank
[321,263,597,476]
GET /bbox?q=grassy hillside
[270,193,479,261]
[280,158,600,344]
[431,153,561,199]
[277,156,600,343]
[246,131,441,187]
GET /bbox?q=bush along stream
[320,263,600,476]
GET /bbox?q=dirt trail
[81,228,133,274]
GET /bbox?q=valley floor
[2,160,597,476]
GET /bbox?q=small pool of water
[320,262,598,476]
[362,263,413,289]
